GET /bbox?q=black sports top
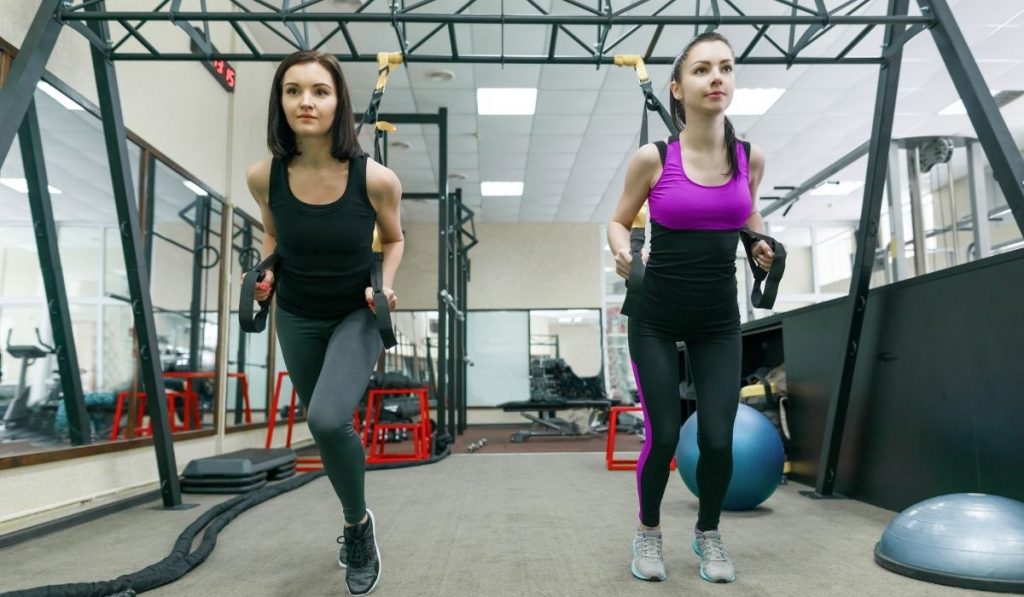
[268,153,376,319]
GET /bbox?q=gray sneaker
[692,529,736,583]
[631,529,667,581]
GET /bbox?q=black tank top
[269,154,376,319]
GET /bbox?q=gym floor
[0,452,988,596]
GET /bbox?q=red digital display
[190,40,236,93]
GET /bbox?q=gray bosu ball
[875,493,1024,593]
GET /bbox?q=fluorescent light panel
[37,81,84,111]
[481,181,524,196]
[183,180,208,196]
[939,90,999,115]
[726,88,785,116]
[0,177,63,194]
[810,180,863,196]
[476,88,537,115]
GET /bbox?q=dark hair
[670,31,740,179]
[267,51,362,162]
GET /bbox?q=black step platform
[182,448,297,478]
[179,472,267,487]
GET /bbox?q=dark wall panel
[782,252,1024,511]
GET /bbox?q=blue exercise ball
[675,403,784,511]
[875,493,1024,592]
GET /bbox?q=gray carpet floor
[0,453,991,596]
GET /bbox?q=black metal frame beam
[919,0,1024,234]
[808,0,909,498]
[85,2,183,508]
[54,1,933,65]
[0,0,63,167]
[19,101,91,446]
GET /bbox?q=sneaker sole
[630,541,666,582]
[692,537,736,584]
[346,509,382,596]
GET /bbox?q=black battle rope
[2,471,326,597]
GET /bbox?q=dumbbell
[467,438,489,453]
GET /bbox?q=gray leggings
[275,305,383,524]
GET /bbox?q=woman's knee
[648,424,682,455]
[307,408,356,440]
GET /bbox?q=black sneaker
[336,536,348,569]
[343,509,381,596]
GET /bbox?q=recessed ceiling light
[809,180,863,196]
[0,178,63,194]
[37,81,84,111]
[427,70,456,83]
[726,88,785,116]
[481,181,524,196]
[448,172,468,181]
[183,180,208,196]
[477,88,538,115]
[389,140,411,151]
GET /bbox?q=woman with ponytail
[607,32,775,585]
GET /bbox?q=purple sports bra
[647,139,752,231]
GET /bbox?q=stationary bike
[1,328,56,437]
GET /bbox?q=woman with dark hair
[246,50,403,596]
[607,32,775,585]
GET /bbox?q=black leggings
[629,311,740,531]
[275,305,383,524]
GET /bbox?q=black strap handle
[739,228,787,310]
[370,253,397,349]
[239,253,280,333]
[619,227,647,318]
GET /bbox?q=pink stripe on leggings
[631,360,654,525]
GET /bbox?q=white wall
[0,426,313,534]
[395,222,604,310]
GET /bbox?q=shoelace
[636,534,662,559]
[699,534,729,562]
[346,530,375,567]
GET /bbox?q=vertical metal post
[19,102,90,445]
[966,141,992,260]
[809,0,908,499]
[86,2,182,508]
[456,191,469,434]
[885,143,911,281]
[905,147,928,275]
[234,219,253,424]
[0,0,63,167]
[446,191,457,439]
[436,108,449,441]
[214,203,234,449]
[189,196,208,372]
[141,153,157,271]
[808,226,820,296]
[945,163,960,266]
[919,0,1024,235]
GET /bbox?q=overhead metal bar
[55,1,933,65]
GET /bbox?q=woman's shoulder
[364,157,401,196]
[245,158,273,200]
